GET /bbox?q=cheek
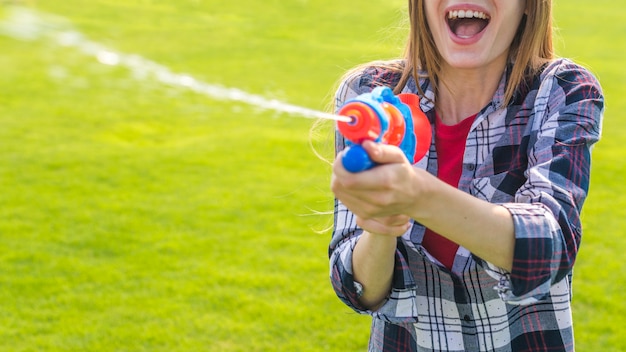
[423,3,442,35]
[498,15,526,48]
[495,24,519,48]
[424,12,446,48]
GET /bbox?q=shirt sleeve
[328,68,421,322]
[482,60,604,304]
[329,199,420,322]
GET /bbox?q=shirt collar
[402,63,512,118]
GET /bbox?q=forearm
[413,173,516,271]
[352,231,397,309]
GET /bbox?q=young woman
[328,0,604,351]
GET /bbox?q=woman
[329,0,604,351]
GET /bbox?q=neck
[436,61,506,125]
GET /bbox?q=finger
[331,154,377,191]
[332,180,399,218]
[361,140,408,165]
[357,217,411,237]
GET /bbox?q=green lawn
[0,1,624,351]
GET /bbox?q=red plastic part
[398,93,432,162]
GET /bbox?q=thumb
[361,140,408,165]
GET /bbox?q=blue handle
[342,145,375,172]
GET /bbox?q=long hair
[322,1,555,164]
[392,0,554,106]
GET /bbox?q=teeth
[448,10,489,20]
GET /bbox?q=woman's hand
[331,140,420,236]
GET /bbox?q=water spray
[0,7,430,170]
[0,7,351,124]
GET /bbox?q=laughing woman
[328,1,603,351]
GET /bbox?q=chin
[442,55,489,70]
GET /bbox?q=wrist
[407,169,446,221]
[357,217,411,238]
[355,231,398,262]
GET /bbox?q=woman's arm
[333,140,516,310]
[351,231,397,309]
[334,140,516,273]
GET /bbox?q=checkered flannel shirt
[329,59,604,352]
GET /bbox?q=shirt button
[465,164,476,171]
[463,315,472,322]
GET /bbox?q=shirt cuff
[481,202,565,304]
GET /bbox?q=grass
[0,0,624,351]
[553,1,626,350]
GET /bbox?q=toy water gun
[337,86,432,172]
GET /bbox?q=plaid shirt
[329,59,604,352]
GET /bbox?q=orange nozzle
[380,102,405,147]
[337,101,382,143]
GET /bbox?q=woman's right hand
[331,140,418,237]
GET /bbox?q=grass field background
[0,0,624,351]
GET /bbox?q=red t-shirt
[421,113,476,270]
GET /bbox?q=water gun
[337,86,432,172]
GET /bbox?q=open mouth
[446,10,490,39]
